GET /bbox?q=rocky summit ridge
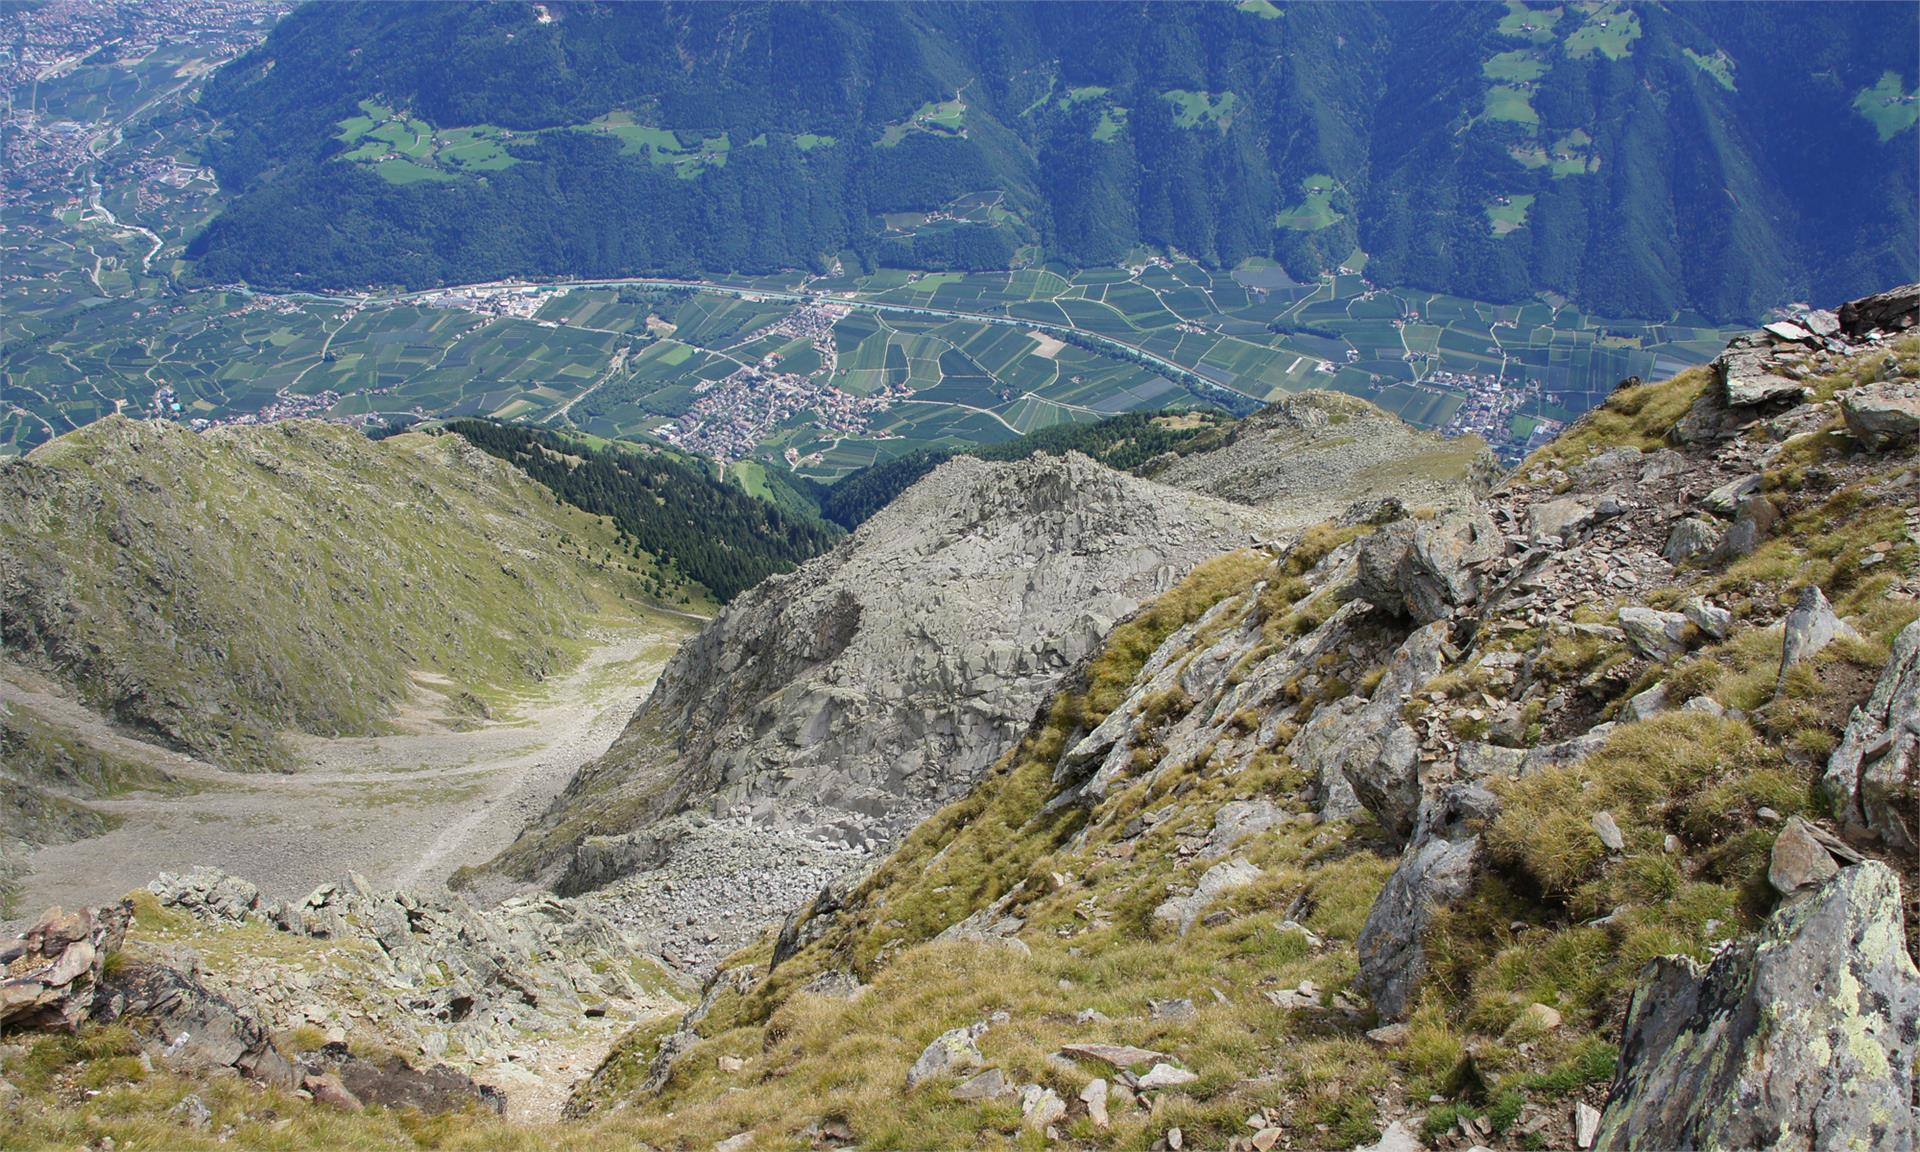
[1,287,1917,1151]
[492,408,1490,975]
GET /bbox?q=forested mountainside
[443,421,841,602]
[187,1,1916,321]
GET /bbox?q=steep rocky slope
[491,452,1287,964]
[494,418,1490,973]
[0,418,658,773]
[541,286,1917,1150]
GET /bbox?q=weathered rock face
[1840,380,1920,450]
[1355,784,1500,1021]
[1715,332,1808,407]
[1824,619,1920,853]
[0,901,129,1030]
[500,451,1287,963]
[1838,282,1920,336]
[1595,862,1920,1152]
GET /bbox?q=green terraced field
[1853,71,1919,142]
[335,100,520,183]
[1564,3,1641,60]
[878,98,967,147]
[1275,175,1344,232]
[1161,89,1237,130]
[1487,194,1536,236]
[1485,85,1540,127]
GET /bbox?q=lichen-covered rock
[1198,800,1288,860]
[1662,517,1723,564]
[1839,381,1920,450]
[1617,607,1690,660]
[906,1024,987,1088]
[1152,857,1261,937]
[1779,585,1859,683]
[1356,784,1499,1021]
[1595,862,1920,1152]
[1823,619,1920,853]
[149,869,261,923]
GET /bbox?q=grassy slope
[0,418,664,771]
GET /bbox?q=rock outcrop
[1596,862,1920,1151]
[499,451,1291,967]
[141,867,679,1083]
[1824,619,1920,853]
[0,901,129,1030]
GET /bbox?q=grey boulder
[1779,585,1859,684]
[1840,381,1920,450]
[1662,517,1723,565]
[1596,862,1920,1152]
[1823,619,1920,853]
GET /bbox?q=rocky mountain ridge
[492,406,1491,973]
[554,283,1919,1150]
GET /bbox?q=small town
[658,357,910,462]
[1,0,287,206]
[1437,370,1564,459]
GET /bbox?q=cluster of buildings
[658,360,908,462]
[1437,371,1563,459]
[2,0,286,207]
[147,380,345,434]
[745,302,849,370]
[421,283,559,323]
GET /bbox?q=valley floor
[1,617,697,935]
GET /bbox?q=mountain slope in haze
[0,417,661,772]
[188,1,1917,321]
[488,395,1494,973]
